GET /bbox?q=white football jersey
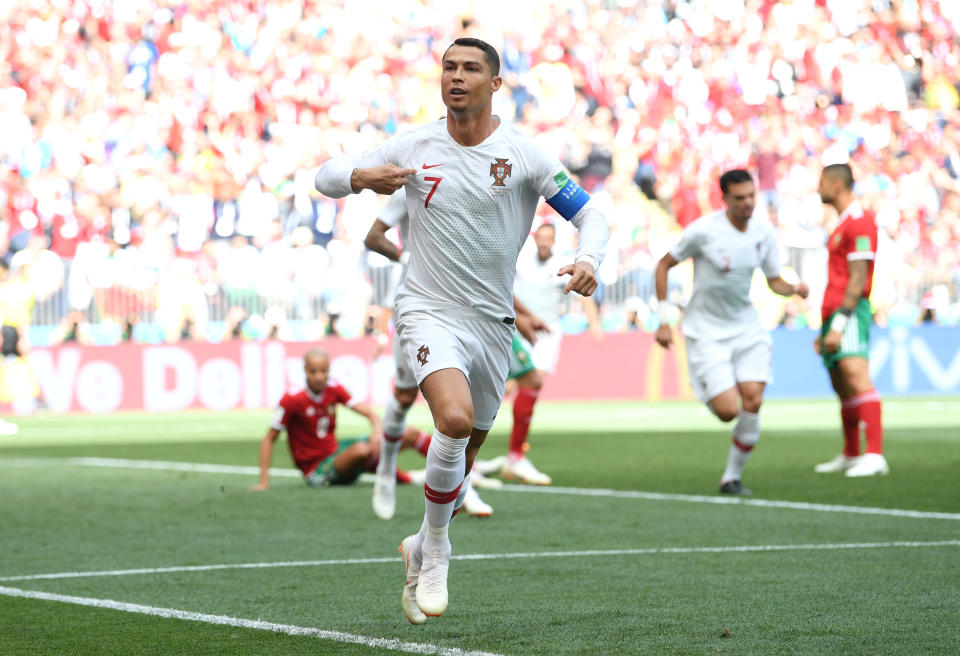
[669,210,781,340]
[513,240,567,324]
[378,188,410,252]
[322,119,591,322]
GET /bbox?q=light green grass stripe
[3,541,958,583]
[4,456,958,521]
[0,586,505,656]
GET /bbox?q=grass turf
[1,398,958,655]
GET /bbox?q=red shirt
[271,382,353,475]
[821,201,877,321]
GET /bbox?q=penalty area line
[0,585,505,656]
[2,540,958,583]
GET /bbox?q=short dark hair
[719,169,754,195]
[445,37,500,77]
[822,163,854,190]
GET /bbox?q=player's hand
[823,330,841,354]
[249,481,269,492]
[351,165,418,194]
[793,282,810,299]
[813,335,821,355]
[655,324,673,349]
[558,261,598,296]
[514,313,540,344]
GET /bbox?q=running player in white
[315,38,608,624]
[499,222,600,485]
[654,169,808,495]
[363,188,493,520]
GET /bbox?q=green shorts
[820,298,871,370]
[308,437,366,485]
[507,332,536,380]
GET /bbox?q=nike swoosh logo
[422,163,443,169]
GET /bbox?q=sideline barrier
[3,326,958,413]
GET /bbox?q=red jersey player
[813,163,888,478]
[250,349,429,490]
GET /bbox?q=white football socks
[377,395,409,478]
[721,410,759,483]
[423,430,467,528]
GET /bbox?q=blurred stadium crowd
[1,0,959,345]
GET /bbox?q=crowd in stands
[1,0,959,345]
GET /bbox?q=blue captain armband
[546,173,590,220]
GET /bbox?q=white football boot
[845,453,889,477]
[399,535,426,625]
[415,532,451,617]
[372,469,396,520]
[814,454,861,473]
[502,456,552,485]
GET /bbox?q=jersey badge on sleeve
[490,158,513,187]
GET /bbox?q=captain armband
[545,174,590,220]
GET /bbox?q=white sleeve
[668,222,703,262]
[760,229,781,278]
[378,188,407,228]
[567,200,609,272]
[314,135,405,198]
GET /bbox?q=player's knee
[394,386,418,408]
[434,407,473,438]
[741,396,763,414]
[517,369,542,390]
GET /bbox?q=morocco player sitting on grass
[250,348,428,490]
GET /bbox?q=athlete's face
[304,355,330,395]
[818,173,837,204]
[723,180,756,223]
[440,46,501,114]
[534,226,555,261]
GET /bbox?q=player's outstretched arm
[349,401,384,454]
[250,428,281,491]
[767,276,809,299]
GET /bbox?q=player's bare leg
[373,385,418,519]
[413,368,473,616]
[830,358,887,477]
[503,369,552,485]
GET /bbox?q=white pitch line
[5,456,960,521]
[0,585,504,656]
[3,540,958,583]
[498,484,960,521]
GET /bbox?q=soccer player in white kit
[500,222,599,484]
[363,188,493,520]
[315,38,609,624]
[654,169,809,495]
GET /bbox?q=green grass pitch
[1,398,959,655]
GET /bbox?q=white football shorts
[684,323,773,404]
[396,309,513,431]
[520,321,563,374]
[392,323,418,390]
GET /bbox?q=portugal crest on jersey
[417,345,430,366]
[490,158,512,187]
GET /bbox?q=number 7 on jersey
[424,176,442,208]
